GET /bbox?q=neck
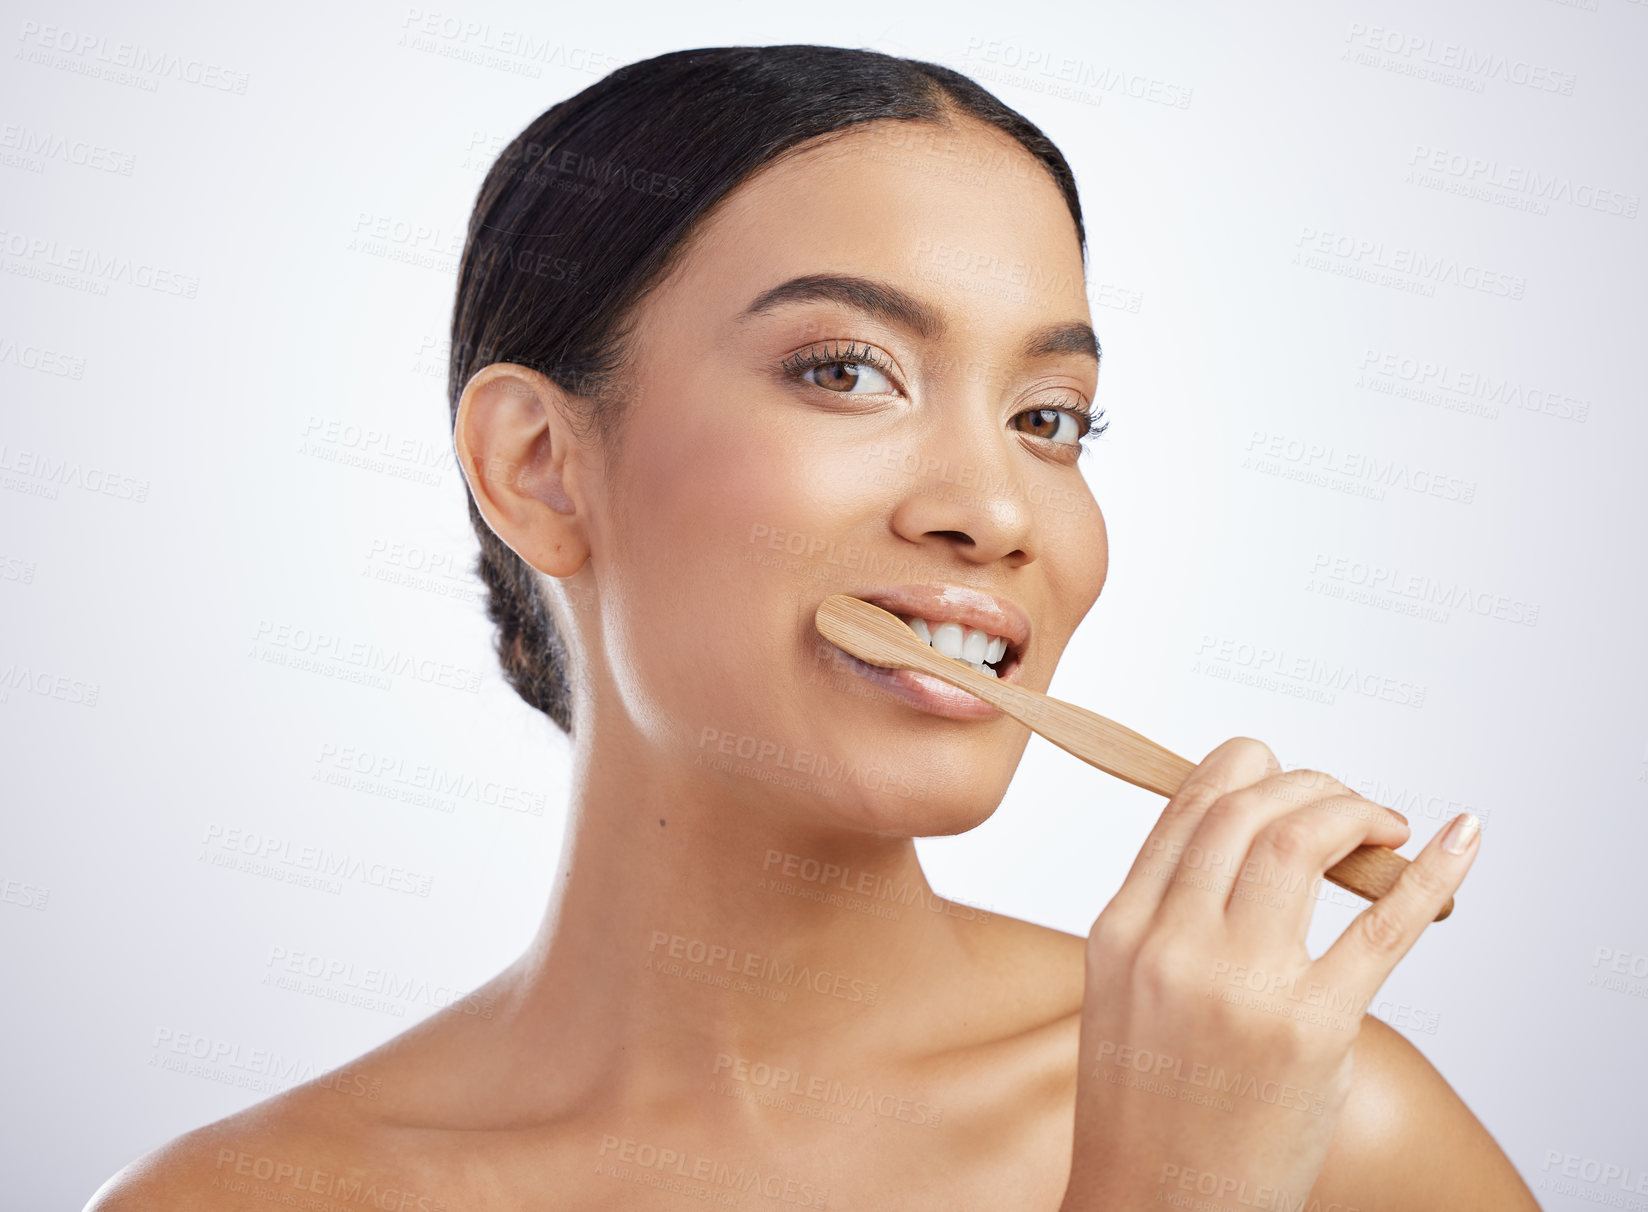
[501,701,990,1108]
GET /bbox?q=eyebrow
[740,272,1101,364]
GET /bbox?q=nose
[884,426,1036,568]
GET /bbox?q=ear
[453,362,590,578]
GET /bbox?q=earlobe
[454,363,589,575]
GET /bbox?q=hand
[1059,737,1482,1211]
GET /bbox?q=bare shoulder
[1310,1014,1541,1211]
[82,1087,376,1211]
[82,1029,468,1212]
[931,905,1087,1103]
[958,903,1087,1008]
[82,956,560,1211]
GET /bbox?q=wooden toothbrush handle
[988,680,1453,922]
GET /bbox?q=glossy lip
[819,583,1033,721]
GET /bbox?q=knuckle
[1086,908,1136,958]
[1257,815,1316,863]
[1398,856,1451,902]
[1231,735,1282,774]
[1132,933,1196,991]
[1171,778,1225,818]
[1275,1014,1324,1056]
[1205,786,1263,830]
[1355,902,1408,954]
[1292,767,1350,801]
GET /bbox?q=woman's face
[574,114,1108,836]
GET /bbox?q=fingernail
[1443,812,1480,856]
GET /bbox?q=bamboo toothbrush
[815,594,1453,922]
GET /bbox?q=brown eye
[1015,407,1085,446]
[802,360,894,394]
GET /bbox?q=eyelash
[780,340,1109,451]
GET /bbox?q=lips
[846,583,1031,678]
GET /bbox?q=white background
[2,1,1644,1208]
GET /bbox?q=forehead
[648,116,1089,342]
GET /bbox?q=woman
[87,44,1539,1210]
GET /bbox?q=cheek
[1083,501,1109,592]
[597,405,856,722]
[1045,490,1108,619]
[629,397,869,575]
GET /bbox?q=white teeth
[899,615,1012,672]
[930,621,965,660]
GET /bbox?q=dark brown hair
[448,44,1087,736]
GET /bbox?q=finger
[1312,812,1481,999]
[1156,768,1408,932]
[1224,794,1414,945]
[1104,736,1281,926]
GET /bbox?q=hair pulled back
[449,44,1086,735]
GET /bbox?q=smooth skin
[86,112,1541,1210]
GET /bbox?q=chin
[797,777,1007,839]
